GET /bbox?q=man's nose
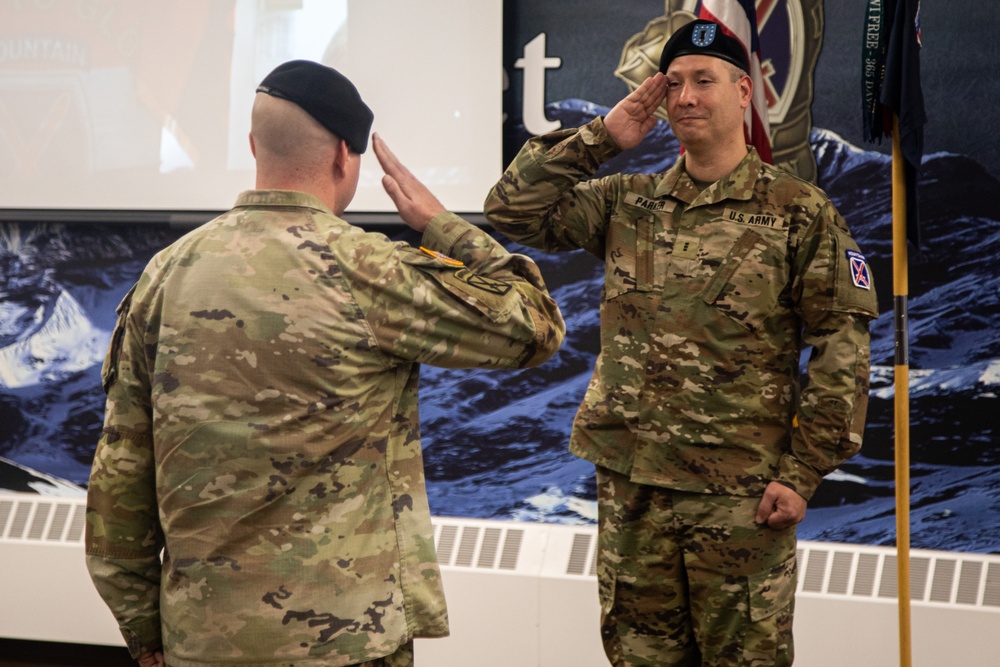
[677,83,697,105]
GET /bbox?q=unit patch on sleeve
[832,236,878,317]
[846,249,872,290]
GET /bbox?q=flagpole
[891,113,912,667]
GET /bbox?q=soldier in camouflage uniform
[85,60,565,667]
[484,21,877,667]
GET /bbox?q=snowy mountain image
[1,101,997,553]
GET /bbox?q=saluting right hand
[373,133,446,233]
[603,73,667,151]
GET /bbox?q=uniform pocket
[597,558,618,615]
[832,230,879,318]
[701,228,788,332]
[101,283,138,394]
[742,553,797,666]
[401,254,518,324]
[604,213,655,300]
[748,553,797,622]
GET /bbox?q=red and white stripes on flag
[697,0,774,163]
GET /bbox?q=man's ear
[331,139,350,180]
[248,132,256,158]
[739,74,753,110]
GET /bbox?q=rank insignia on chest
[846,249,872,289]
[673,231,701,259]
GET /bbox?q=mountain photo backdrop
[2,1,998,554]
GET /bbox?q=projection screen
[0,0,503,218]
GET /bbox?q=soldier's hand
[604,73,667,151]
[755,481,807,530]
[137,650,165,667]
[373,133,446,232]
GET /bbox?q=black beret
[256,60,374,154]
[658,20,749,74]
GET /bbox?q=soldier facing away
[85,59,565,667]
[484,20,878,667]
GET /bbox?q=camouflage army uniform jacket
[85,190,565,666]
[485,117,878,502]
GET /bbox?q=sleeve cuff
[119,618,162,660]
[776,454,824,501]
[589,116,624,152]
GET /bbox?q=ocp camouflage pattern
[596,467,797,666]
[484,117,877,501]
[86,190,565,666]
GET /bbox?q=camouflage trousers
[355,640,414,667]
[161,641,414,667]
[596,466,798,667]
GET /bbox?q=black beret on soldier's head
[658,20,749,74]
[256,60,374,154]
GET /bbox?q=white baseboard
[2,493,998,665]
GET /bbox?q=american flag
[697,0,774,164]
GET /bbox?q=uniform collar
[233,189,334,215]
[654,147,762,206]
